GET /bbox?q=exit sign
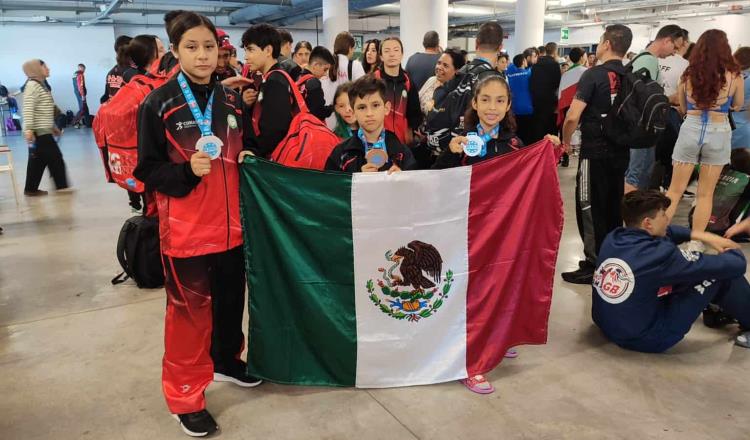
[561,27,569,41]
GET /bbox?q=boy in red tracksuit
[133,12,261,438]
[374,37,422,145]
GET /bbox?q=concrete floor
[1,129,748,440]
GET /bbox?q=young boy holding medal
[433,75,561,170]
[325,75,417,173]
[134,12,261,437]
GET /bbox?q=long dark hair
[463,75,517,134]
[330,31,355,81]
[682,29,739,109]
[361,39,381,74]
[118,34,158,71]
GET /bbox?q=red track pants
[161,245,246,414]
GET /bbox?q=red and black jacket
[134,75,247,258]
[432,129,525,169]
[374,67,423,145]
[324,130,417,173]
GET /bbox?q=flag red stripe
[465,140,564,376]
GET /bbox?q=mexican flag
[557,64,587,127]
[239,139,563,388]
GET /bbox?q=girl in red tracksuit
[374,37,422,145]
[133,12,260,438]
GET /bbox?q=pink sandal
[504,348,518,358]
[460,375,495,394]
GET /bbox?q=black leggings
[24,133,68,191]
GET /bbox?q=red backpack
[93,59,179,192]
[259,69,339,170]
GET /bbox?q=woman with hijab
[22,59,70,195]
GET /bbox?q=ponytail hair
[330,31,356,81]
[463,75,517,134]
[118,34,159,71]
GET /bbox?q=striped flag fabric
[557,64,587,127]
[239,139,563,388]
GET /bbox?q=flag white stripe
[352,167,471,388]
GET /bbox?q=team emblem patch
[227,114,238,129]
[680,249,700,262]
[366,241,453,322]
[593,258,635,304]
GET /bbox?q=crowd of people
[12,7,750,437]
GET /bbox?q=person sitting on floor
[592,190,750,352]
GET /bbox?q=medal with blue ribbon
[178,72,223,160]
[463,123,499,157]
[359,128,389,168]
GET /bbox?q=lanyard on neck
[358,128,387,154]
[177,72,215,137]
[472,123,499,157]
[477,123,499,143]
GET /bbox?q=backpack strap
[348,59,354,81]
[112,219,134,285]
[296,74,315,87]
[264,68,310,114]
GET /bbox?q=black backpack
[111,215,164,289]
[602,54,670,149]
[425,61,500,153]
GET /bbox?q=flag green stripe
[240,157,356,386]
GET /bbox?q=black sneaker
[172,409,219,437]
[24,189,48,196]
[702,305,737,329]
[560,153,569,168]
[214,360,263,388]
[561,264,594,284]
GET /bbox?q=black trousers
[24,133,69,191]
[528,112,557,144]
[207,245,247,372]
[576,155,628,264]
[515,114,535,146]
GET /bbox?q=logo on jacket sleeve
[227,114,238,129]
[594,258,635,304]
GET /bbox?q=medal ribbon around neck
[358,128,387,154]
[178,72,224,160]
[178,72,215,137]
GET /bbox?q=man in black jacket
[529,42,562,144]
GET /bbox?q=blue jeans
[625,146,655,189]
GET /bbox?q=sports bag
[111,215,164,289]
[93,59,179,192]
[689,168,750,234]
[602,53,670,149]
[424,61,500,153]
[266,70,339,170]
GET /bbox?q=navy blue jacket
[506,64,533,116]
[592,226,746,349]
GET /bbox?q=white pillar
[514,0,546,53]
[400,0,449,61]
[323,0,349,50]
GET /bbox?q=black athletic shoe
[214,360,263,388]
[172,409,219,437]
[702,306,737,329]
[561,264,594,284]
[560,154,569,168]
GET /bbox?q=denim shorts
[672,114,731,165]
[625,147,655,189]
[732,109,750,149]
